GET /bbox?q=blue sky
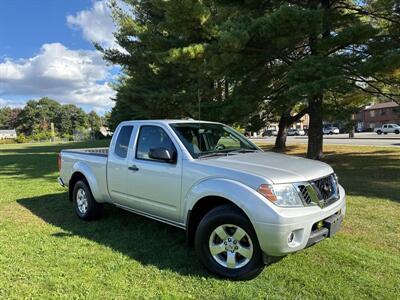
[0,0,119,113]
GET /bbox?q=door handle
[128,165,139,171]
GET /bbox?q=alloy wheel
[208,224,253,269]
[76,188,88,214]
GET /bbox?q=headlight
[257,184,304,207]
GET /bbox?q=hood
[196,151,333,184]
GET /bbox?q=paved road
[251,132,400,147]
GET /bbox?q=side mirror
[149,147,175,163]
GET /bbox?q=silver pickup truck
[58,120,346,280]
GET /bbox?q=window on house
[370,110,375,117]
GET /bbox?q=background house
[259,114,310,136]
[356,101,400,130]
[0,129,17,139]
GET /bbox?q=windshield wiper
[197,152,229,159]
[198,149,259,159]
[226,149,259,155]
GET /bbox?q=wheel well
[186,196,246,246]
[68,172,87,201]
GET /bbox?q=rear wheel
[195,205,264,280]
[73,180,103,220]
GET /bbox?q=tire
[72,180,103,220]
[395,130,399,134]
[195,204,264,280]
[377,130,382,135]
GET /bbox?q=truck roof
[119,119,222,125]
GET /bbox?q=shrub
[16,134,27,143]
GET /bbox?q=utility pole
[51,122,55,143]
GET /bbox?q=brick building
[356,101,400,130]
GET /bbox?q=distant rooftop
[0,129,16,134]
[364,101,399,110]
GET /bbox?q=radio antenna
[197,87,201,121]
[197,80,202,151]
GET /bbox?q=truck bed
[61,148,109,157]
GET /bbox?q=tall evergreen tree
[103,0,400,158]
[209,0,400,158]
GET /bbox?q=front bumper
[253,185,346,257]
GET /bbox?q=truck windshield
[170,122,259,158]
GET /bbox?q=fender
[183,177,281,226]
[71,161,107,203]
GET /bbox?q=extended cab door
[126,124,182,222]
[107,124,137,207]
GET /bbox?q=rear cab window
[114,125,133,158]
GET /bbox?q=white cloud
[67,1,117,49]
[0,98,25,108]
[0,43,115,110]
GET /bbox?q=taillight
[57,154,62,172]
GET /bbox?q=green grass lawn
[0,141,399,299]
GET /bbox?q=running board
[114,203,186,230]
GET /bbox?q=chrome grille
[298,185,312,204]
[295,174,339,208]
[312,174,338,201]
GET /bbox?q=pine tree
[209,0,400,158]
[102,0,400,158]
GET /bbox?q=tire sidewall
[73,180,96,220]
[195,206,264,280]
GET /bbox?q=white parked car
[58,120,346,280]
[375,124,400,135]
[323,127,340,135]
[297,129,306,136]
[287,129,299,136]
[288,129,306,136]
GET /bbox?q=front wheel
[377,130,382,135]
[395,130,399,134]
[73,180,103,220]
[195,205,264,280]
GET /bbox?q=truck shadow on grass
[17,192,209,277]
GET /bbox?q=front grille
[295,174,339,207]
[312,174,338,201]
[298,185,312,204]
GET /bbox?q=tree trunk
[274,108,308,152]
[307,96,324,159]
[274,111,291,152]
[349,113,355,138]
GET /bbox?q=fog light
[288,232,295,243]
[317,221,324,229]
